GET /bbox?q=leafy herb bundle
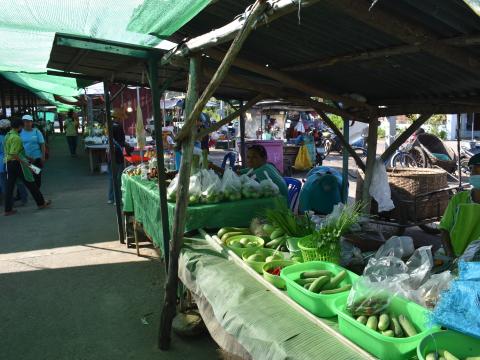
[265,199,313,237]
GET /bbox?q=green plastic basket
[297,236,340,264]
[262,260,295,289]
[225,235,264,257]
[417,330,480,360]
[242,248,284,274]
[336,295,441,360]
[280,261,358,318]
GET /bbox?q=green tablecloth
[121,174,284,251]
[179,237,370,360]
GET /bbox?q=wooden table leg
[89,149,94,174]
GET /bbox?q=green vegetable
[439,350,459,360]
[366,315,378,331]
[308,276,330,293]
[221,231,244,243]
[320,284,352,294]
[300,270,333,279]
[265,254,282,262]
[425,353,437,360]
[390,316,404,338]
[303,283,311,289]
[247,254,265,262]
[322,270,347,290]
[465,357,480,360]
[295,278,316,286]
[398,315,417,337]
[245,242,258,248]
[265,200,313,237]
[378,313,390,331]
[262,224,275,235]
[381,330,394,337]
[270,229,285,240]
[265,236,286,248]
[356,316,367,325]
[240,237,250,246]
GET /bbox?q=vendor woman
[439,153,480,257]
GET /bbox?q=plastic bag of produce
[411,270,453,308]
[241,174,261,199]
[221,167,242,201]
[188,172,202,204]
[259,171,279,198]
[374,236,415,259]
[167,174,179,202]
[201,170,223,203]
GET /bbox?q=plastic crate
[280,261,358,318]
[336,295,440,360]
[417,330,480,360]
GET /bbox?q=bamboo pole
[380,114,432,162]
[175,0,268,143]
[361,120,379,213]
[103,81,126,244]
[159,56,201,350]
[193,94,263,141]
[0,86,6,117]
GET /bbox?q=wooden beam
[194,94,263,141]
[162,0,322,64]
[362,119,379,212]
[316,109,366,171]
[380,114,432,162]
[175,0,268,142]
[374,104,480,117]
[159,56,201,350]
[327,0,480,74]
[207,48,374,112]
[282,34,480,72]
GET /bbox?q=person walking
[107,113,126,204]
[3,118,51,216]
[20,115,46,188]
[65,110,79,157]
[0,119,10,204]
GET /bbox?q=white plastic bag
[369,158,394,212]
[241,174,261,199]
[259,171,279,198]
[412,271,453,308]
[221,167,242,201]
[188,172,202,204]
[201,169,223,203]
[167,173,179,202]
[375,236,415,259]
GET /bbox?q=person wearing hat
[65,109,79,156]
[3,117,50,216]
[20,114,45,188]
[0,119,11,203]
[439,153,480,257]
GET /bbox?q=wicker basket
[298,236,340,264]
[356,168,449,221]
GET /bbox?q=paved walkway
[0,135,218,360]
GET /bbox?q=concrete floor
[0,135,218,360]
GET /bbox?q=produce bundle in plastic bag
[259,171,279,198]
[221,167,242,201]
[167,174,179,202]
[201,169,223,203]
[411,271,453,308]
[188,172,202,204]
[241,174,261,199]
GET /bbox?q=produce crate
[280,261,359,318]
[336,295,440,360]
[417,330,480,360]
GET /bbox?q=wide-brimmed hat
[22,114,33,121]
[0,119,11,129]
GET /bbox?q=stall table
[122,174,285,252]
[179,234,375,360]
[85,144,108,174]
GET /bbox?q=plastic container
[242,248,283,274]
[262,260,295,289]
[336,295,440,360]
[225,235,264,257]
[417,330,480,360]
[280,261,358,317]
[245,140,284,174]
[298,236,340,263]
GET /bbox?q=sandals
[38,200,52,210]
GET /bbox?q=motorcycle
[321,129,343,156]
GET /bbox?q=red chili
[268,266,282,276]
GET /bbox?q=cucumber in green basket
[320,284,351,294]
[308,276,330,293]
[378,313,390,331]
[356,316,367,325]
[322,270,347,290]
[295,278,316,286]
[300,270,333,279]
[390,316,404,338]
[398,315,417,337]
[366,315,378,331]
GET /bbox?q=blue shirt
[20,128,44,159]
[0,134,5,173]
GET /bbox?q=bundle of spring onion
[312,202,363,257]
[265,200,313,239]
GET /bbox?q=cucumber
[390,316,404,338]
[366,315,378,331]
[265,236,286,248]
[320,284,352,294]
[308,276,330,293]
[425,353,437,360]
[295,278,316,285]
[217,227,249,238]
[356,316,367,325]
[465,357,480,360]
[439,350,459,360]
[300,270,333,279]
[303,283,311,289]
[221,232,244,243]
[262,224,275,235]
[378,313,390,331]
[270,228,285,240]
[381,330,394,337]
[322,270,347,290]
[398,315,417,337]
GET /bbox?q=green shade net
[2,73,81,97]
[127,0,212,38]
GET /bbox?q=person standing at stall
[20,115,46,188]
[107,112,126,204]
[65,110,79,157]
[3,118,50,216]
[0,119,10,204]
[440,153,480,257]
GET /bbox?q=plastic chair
[221,152,237,169]
[284,177,302,211]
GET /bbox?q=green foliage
[427,114,446,126]
[327,114,343,131]
[377,127,386,139]
[203,107,221,122]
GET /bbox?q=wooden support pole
[103,81,126,244]
[457,113,462,187]
[193,94,262,141]
[159,56,201,350]
[9,85,15,115]
[342,116,350,202]
[175,0,268,143]
[147,55,171,267]
[380,114,432,162]
[239,102,247,167]
[362,120,379,213]
[0,86,6,117]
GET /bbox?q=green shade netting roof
[2,73,81,97]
